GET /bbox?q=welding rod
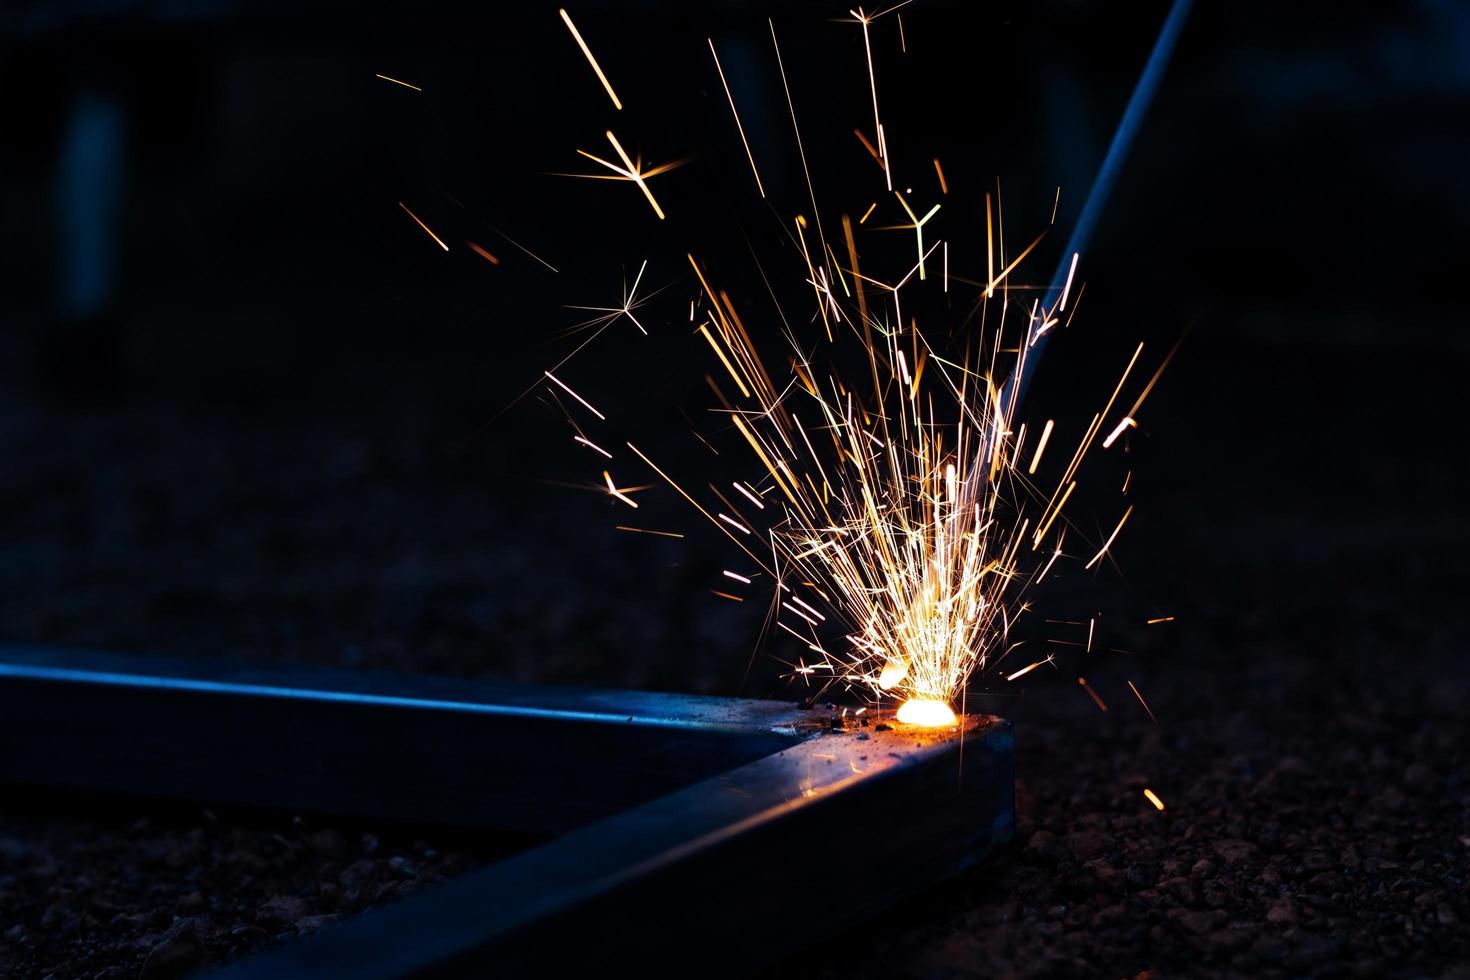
[1002,0,1194,411]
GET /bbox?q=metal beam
[214,713,1012,978]
[0,647,1013,977]
[0,646,803,833]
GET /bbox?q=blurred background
[4,0,1463,695]
[3,1,1470,977]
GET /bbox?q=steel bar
[0,647,1013,977]
[0,646,803,833]
[215,713,1012,978]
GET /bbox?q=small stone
[1063,828,1110,861]
[1213,839,1259,868]
[108,911,145,931]
[1083,857,1119,885]
[1437,903,1458,926]
[228,924,267,944]
[1024,830,1069,867]
[388,856,419,879]
[1160,876,1197,906]
[256,894,307,927]
[295,913,341,934]
[141,922,205,979]
[1301,851,1333,872]
[1307,871,1344,892]
[40,901,71,933]
[1208,925,1253,952]
[339,858,381,895]
[1170,908,1226,934]
[176,891,205,914]
[1266,897,1298,923]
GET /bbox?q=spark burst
[536,8,1182,726]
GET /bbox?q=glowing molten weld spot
[895,698,957,727]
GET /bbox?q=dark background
[1,1,1467,977]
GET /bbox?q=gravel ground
[777,641,1470,979]
[2,333,1467,977]
[0,800,501,979]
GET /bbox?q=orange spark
[1102,416,1136,448]
[559,8,622,109]
[933,158,948,194]
[571,137,681,221]
[895,193,941,280]
[398,202,448,252]
[1058,251,1079,310]
[466,241,501,265]
[375,73,422,92]
[1032,480,1077,547]
[984,192,994,292]
[1006,654,1054,681]
[731,482,766,509]
[1128,680,1158,722]
[615,526,684,538]
[853,129,885,171]
[603,131,666,219]
[1028,419,1055,474]
[719,513,753,535]
[850,6,886,185]
[573,435,612,458]
[709,39,766,198]
[604,471,640,509]
[1143,788,1166,811]
[544,371,606,420]
[697,324,752,399]
[1084,505,1133,570]
[1078,676,1109,712]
